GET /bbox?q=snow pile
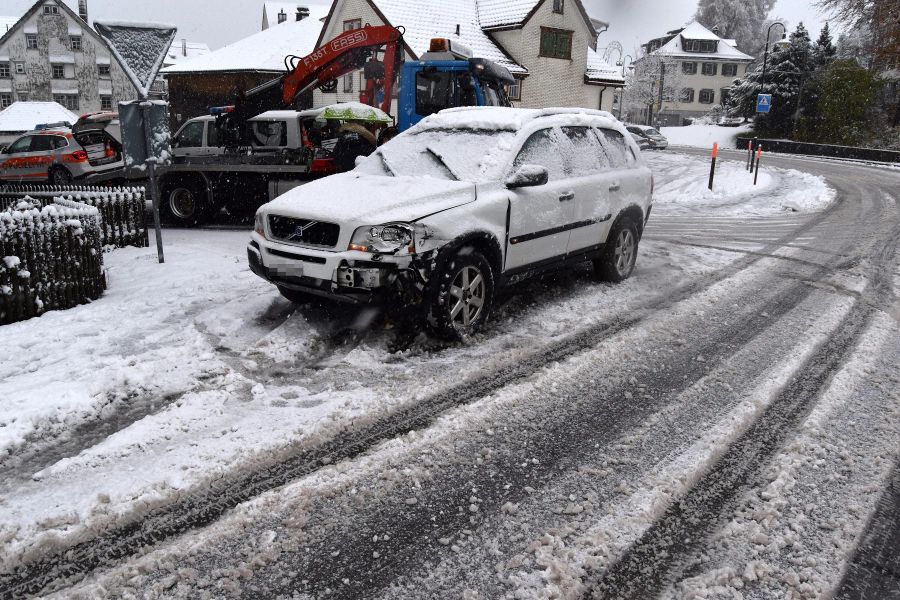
[646,152,835,216]
[660,123,754,149]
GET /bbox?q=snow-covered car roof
[415,106,624,133]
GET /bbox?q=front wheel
[594,216,639,282]
[427,248,495,341]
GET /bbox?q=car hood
[263,173,477,225]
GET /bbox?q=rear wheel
[594,216,639,282]
[49,166,72,185]
[428,248,494,341]
[162,179,211,227]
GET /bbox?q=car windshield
[645,128,661,136]
[356,128,515,182]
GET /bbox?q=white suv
[248,107,653,339]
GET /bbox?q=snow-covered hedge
[0,197,105,325]
[0,185,149,249]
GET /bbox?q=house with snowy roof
[0,100,77,144]
[0,0,140,115]
[633,21,754,126]
[262,2,331,29]
[312,0,624,112]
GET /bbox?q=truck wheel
[594,216,639,282]
[427,248,494,341]
[162,179,210,227]
[49,166,73,185]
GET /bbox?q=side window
[596,129,633,169]
[29,136,54,152]
[7,136,33,153]
[561,126,608,176]
[207,122,220,147]
[513,128,567,179]
[251,120,287,147]
[174,121,204,148]
[51,136,69,149]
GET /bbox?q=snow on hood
[262,173,476,224]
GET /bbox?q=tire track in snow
[585,223,900,600]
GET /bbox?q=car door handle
[609,183,621,192]
[559,191,575,202]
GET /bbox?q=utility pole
[758,22,786,104]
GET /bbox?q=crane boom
[218,25,404,144]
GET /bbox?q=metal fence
[0,185,149,248]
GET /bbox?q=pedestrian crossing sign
[756,94,772,113]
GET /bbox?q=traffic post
[754,146,763,185]
[708,142,718,190]
[746,139,754,171]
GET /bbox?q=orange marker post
[753,146,763,185]
[746,139,754,171]
[708,142,718,190]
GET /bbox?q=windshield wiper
[425,146,460,181]
[378,151,397,176]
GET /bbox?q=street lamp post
[617,54,633,121]
[758,22,786,102]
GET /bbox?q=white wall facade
[491,0,601,110]
[0,0,137,115]
[663,59,751,116]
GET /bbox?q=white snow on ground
[646,151,835,216]
[0,229,738,571]
[660,123,753,150]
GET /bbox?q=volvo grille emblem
[288,221,318,241]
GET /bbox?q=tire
[49,166,73,185]
[594,216,639,282]
[427,248,495,341]
[277,286,317,305]
[161,179,211,227]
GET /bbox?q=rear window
[596,129,635,168]
[251,120,287,147]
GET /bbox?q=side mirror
[505,164,549,189]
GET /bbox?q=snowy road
[0,150,897,599]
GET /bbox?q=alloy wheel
[448,265,486,328]
[615,228,636,276]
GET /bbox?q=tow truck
[157,26,515,226]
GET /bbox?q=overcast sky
[5,0,834,53]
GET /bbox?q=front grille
[268,215,340,248]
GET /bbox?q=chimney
[277,9,287,24]
[78,0,88,22]
[296,6,310,21]
[182,38,187,57]
[455,23,460,36]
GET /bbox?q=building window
[98,63,111,77]
[699,89,715,104]
[553,0,564,13]
[720,88,731,105]
[52,64,65,79]
[100,95,112,110]
[53,94,79,110]
[506,79,522,101]
[0,63,9,78]
[682,61,697,75]
[343,19,361,31]
[343,73,353,93]
[26,34,38,49]
[0,93,11,109]
[539,27,573,60]
[43,4,60,14]
[683,39,717,53]
[702,62,717,76]
[679,88,695,103]
[70,36,82,51]
[722,63,738,77]
[14,62,26,75]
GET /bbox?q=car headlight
[254,212,266,238]
[349,223,415,254]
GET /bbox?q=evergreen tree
[819,59,879,143]
[813,22,837,66]
[729,23,816,136]
[695,0,778,56]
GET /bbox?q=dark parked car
[625,125,668,150]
